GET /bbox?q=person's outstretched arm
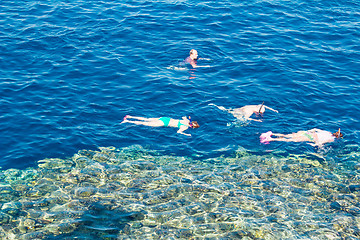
[265,105,279,113]
[177,126,191,136]
[247,118,262,122]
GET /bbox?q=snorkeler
[121,115,200,136]
[209,102,278,122]
[260,128,343,147]
[184,49,198,68]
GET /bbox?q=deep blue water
[1,0,359,169]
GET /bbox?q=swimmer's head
[190,121,200,129]
[190,49,198,60]
[187,116,199,128]
[333,128,343,138]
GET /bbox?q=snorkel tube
[188,116,193,128]
[258,101,265,114]
[333,128,343,138]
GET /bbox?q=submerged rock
[0,145,359,239]
[349,185,360,193]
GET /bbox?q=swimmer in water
[121,115,200,136]
[209,102,278,122]
[184,49,198,68]
[260,128,343,147]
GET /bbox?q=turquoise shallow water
[1,146,360,239]
[0,0,360,239]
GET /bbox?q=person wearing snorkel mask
[121,115,199,136]
[260,128,343,147]
[184,49,198,68]
[209,102,278,122]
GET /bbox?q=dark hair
[191,121,200,128]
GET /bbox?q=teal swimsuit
[159,117,171,127]
[159,117,187,128]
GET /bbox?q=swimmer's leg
[121,115,159,124]
[273,132,309,141]
[268,137,295,142]
[269,136,308,142]
[209,103,230,112]
[123,119,164,127]
[126,116,158,121]
[272,133,288,137]
[272,133,302,139]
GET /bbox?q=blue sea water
[1,0,360,239]
[1,0,359,169]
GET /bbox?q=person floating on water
[121,115,200,136]
[178,49,211,70]
[209,102,278,122]
[260,128,343,147]
[184,49,198,68]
